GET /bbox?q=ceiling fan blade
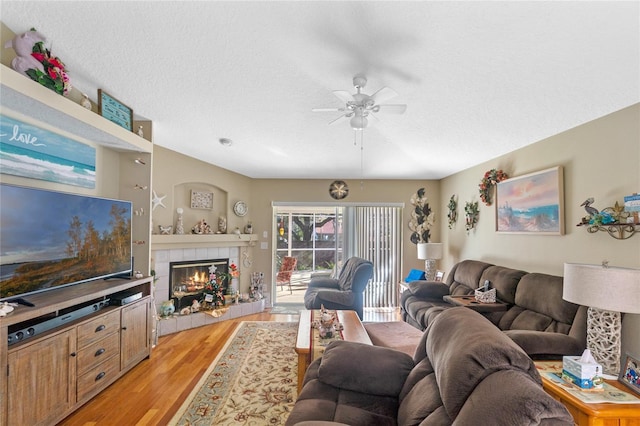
[333,90,355,103]
[375,104,407,114]
[328,114,350,126]
[370,86,398,104]
[312,107,345,112]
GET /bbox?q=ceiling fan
[313,74,407,130]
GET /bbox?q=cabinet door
[120,298,150,370]
[7,329,76,426]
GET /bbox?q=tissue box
[474,287,496,303]
[562,356,602,389]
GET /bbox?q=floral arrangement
[465,201,479,233]
[479,169,508,206]
[447,194,458,229]
[409,188,435,244]
[26,31,71,95]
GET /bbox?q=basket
[474,287,496,303]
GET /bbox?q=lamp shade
[417,243,443,260]
[563,263,640,314]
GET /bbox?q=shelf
[579,222,639,240]
[0,64,151,153]
[151,234,258,250]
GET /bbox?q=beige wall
[249,179,440,281]
[152,145,253,235]
[439,103,640,358]
[151,104,639,358]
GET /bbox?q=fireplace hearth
[169,258,229,310]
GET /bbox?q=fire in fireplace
[169,258,229,310]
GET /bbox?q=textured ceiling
[1,1,638,179]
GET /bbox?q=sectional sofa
[286,307,573,425]
[400,259,587,358]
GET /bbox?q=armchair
[276,256,297,294]
[303,257,373,319]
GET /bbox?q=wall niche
[173,182,228,234]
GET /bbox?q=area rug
[169,321,298,426]
[270,304,305,315]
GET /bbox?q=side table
[443,294,508,313]
[535,361,640,425]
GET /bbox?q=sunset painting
[496,167,564,234]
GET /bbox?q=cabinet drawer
[77,331,120,374]
[77,310,120,348]
[77,354,120,402]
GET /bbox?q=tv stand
[0,277,152,426]
[4,297,35,307]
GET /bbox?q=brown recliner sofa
[286,307,573,426]
[400,260,587,358]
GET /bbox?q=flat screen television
[0,183,132,303]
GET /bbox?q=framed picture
[495,166,564,235]
[98,89,133,131]
[619,353,640,395]
[191,190,213,209]
[435,271,444,282]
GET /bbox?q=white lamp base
[425,259,437,281]
[587,306,621,375]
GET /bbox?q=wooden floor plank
[57,309,400,425]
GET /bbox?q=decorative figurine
[218,216,227,233]
[192,218,212,234]
[137,125,144,138]
[159,299,175,318]
[80,93,92,110]
[175,208,184,235]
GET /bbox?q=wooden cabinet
[0,279,153,426]
[120,298,151,371]
[7,329,76,426]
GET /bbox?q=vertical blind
[354,206,403,308]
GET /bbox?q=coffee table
[295,309,372,392]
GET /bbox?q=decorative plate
[233,200,248,217]
[329,180,349,200]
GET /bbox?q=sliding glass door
[273,203,403,308]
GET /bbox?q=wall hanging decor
[98,89,133,131]
[465,201,479,234]
[447,194,458,229]
[409,187,435,244]
[190,190,213,209]
[496,166,564,235]
[0,114,95,188]
[479,169,508,206]
[577,198,638,240]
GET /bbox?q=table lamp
[417,242,443,281]
[562,262,640,375]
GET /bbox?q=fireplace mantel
[151,234,257,250]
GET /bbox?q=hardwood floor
[57,308,400,425]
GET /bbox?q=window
[275,207,342,273]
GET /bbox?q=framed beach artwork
[495,166,564,235]
[0,114,96,188]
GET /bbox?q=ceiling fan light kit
[313,74,407,131]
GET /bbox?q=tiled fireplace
[169,258,229,310]
[151,236,265,336]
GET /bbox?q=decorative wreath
[479,169,508,206]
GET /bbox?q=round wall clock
[329,180,349,200]
[233,200,248,217]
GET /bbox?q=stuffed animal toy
[4,29,46,77]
